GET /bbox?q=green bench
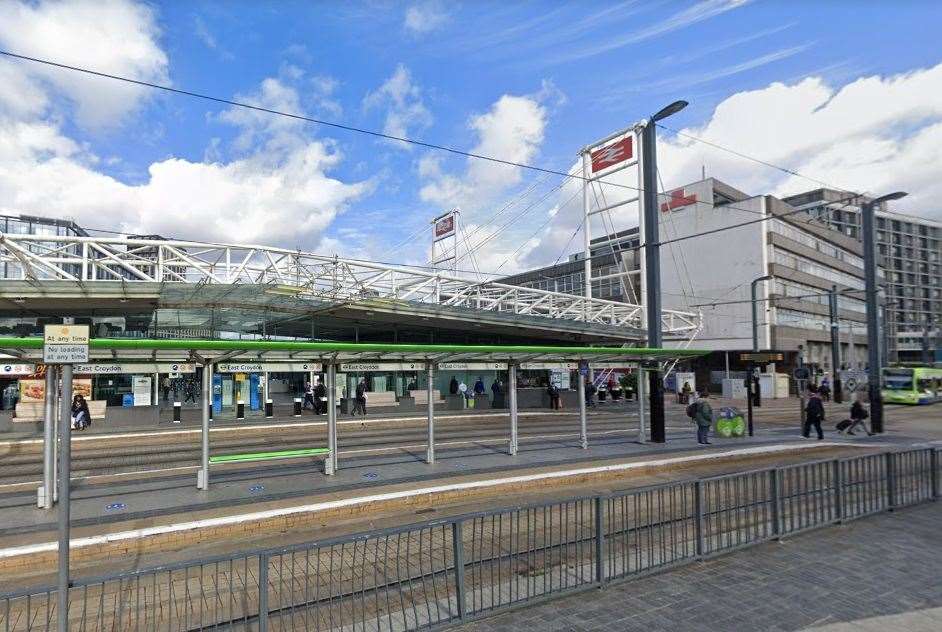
[209,447,330,465]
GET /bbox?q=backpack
[686,401,699,419]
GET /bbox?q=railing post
[769,469,781,539]
[886,452,896,511]
[931,449,939,501]
[258,554,269,632]
[693,481,704,557]
[452,521,467,620]
[595,496,605,585]
[832,459,843,524]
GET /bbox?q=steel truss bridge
[0,233,700,335]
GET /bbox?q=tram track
[0,415,648,484]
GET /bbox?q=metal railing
[0,232,701,333]
[2,448,937,631]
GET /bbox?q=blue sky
[1,0,941,274]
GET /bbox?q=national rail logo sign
[433,214,455,240]
[590,136,633,173]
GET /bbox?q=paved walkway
[461,501,942,632]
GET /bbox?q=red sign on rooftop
[590,136,633,173]
[660,188,698,213]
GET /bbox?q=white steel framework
[0,232,700,333]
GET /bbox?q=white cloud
[420,92,548,211]
[547,0,751,65]
[657,62,942,219]
[404,1,449,35]
[513,62,942,275]
[0,0,169,128]
[0,1,371,248]
[363,64,432,148]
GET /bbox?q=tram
[882,367,942,405]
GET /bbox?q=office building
[783,189,941,363]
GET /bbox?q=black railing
[1,448,938,631]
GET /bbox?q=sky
[1,0,941,280]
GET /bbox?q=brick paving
[459,501,942,632]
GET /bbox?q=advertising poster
[19,378,92,402]
[132,376,152,406]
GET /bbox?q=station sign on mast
[430,208,460,274]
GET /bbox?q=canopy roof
[0,337,706,365]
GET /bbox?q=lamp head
[652,100,688,122]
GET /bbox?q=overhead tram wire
[2,52,897,289]
[0,49,851,226]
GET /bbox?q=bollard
[236,400,245,420]
[172,401,182,424]
[265,399,273,418]
[293,398,302,417]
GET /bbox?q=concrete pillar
[426,362,435,464]
[578,371,588,449]
[509,365,518,455]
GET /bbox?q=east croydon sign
[216,362,322,373]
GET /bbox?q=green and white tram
[882,367,942,405]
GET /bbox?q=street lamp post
[828,285,843,404]
[862,191,907,434]
[642,100,687,443]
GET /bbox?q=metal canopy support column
[57,362,73,632]
[641,120,665,443]
[582,150,592,320]
[327,364,338,474]
[198,363,211,491]
[426,362,435,464]
[578,372,588,449]
[636,364,646,443]
[509,364,518,455]
[41,368,57,509]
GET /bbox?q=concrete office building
[654,178,871,378]
[501,177,875,388]
[783,188,941,363]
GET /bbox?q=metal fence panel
[840,453,889,520]
[701,470,773,554]
[778,460,836,535]
[604,482,697,578]
[892,449,934,508]
[463,499,596,616]
[2,449,937,632]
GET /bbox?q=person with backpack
[803,385,825,440]
[687,389,713,444]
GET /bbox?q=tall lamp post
[863,191,907,434]
[642,99,688,443]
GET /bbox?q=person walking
[183,379,197,403]
[302,380,316,411]
[473,377,485,396]
[584,380,597,408]
[161,376,171,404]
[803,385,825,440]
[693,390,713,445]
[449,376,459,396]
[352,378,368,416]
[847,392,873,436]
[313,379,327,415]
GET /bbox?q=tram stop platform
[0,425,885,588]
